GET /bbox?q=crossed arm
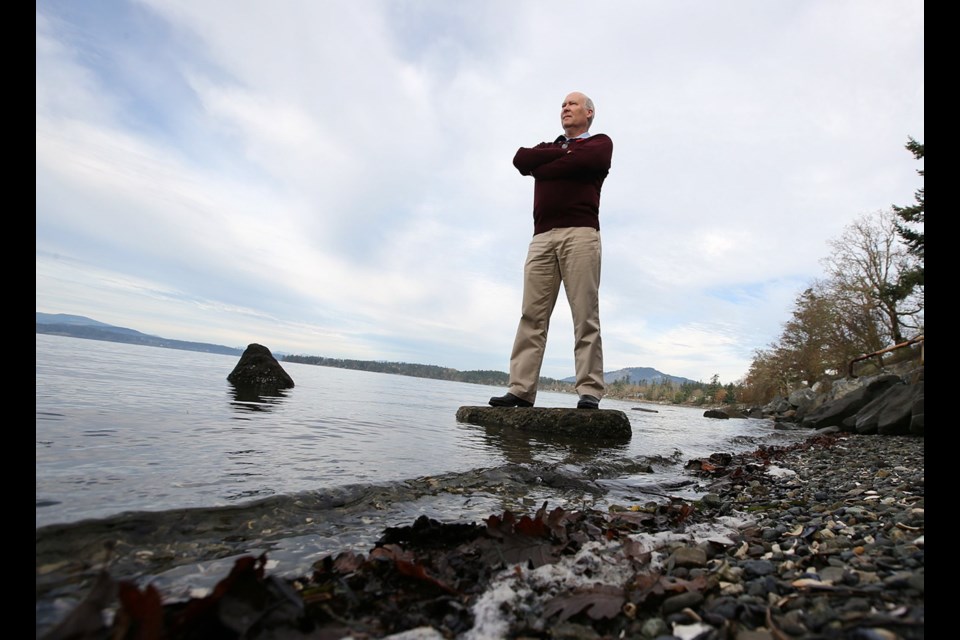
[513,134,612,180]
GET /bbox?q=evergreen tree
[892,137,924,290]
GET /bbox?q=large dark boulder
[227,343,294,389]
[909,384,924,436]
[878,382,924,435]
[455,406,631,443]
[850,381,924,435]
[799,375,901,431]
[744,361,922,438]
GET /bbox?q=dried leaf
[659,574,708,594]
[114,581,165,639]
[514,514,550,537]
[168,554,268,635]
[332,550,365,573]
[394,559,459,594]
[371,544,415,563]
[543,584,626,622]
[621,539,651,562]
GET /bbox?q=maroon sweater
[512,133,613,235]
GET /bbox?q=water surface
[36,334,807,634]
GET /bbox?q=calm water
[36,333,809,632]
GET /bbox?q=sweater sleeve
[513,142,566,176]
[529,134,612,181]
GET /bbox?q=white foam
[766,465,797,477]
[464,517,758,638]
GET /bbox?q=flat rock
[456,406,631,442]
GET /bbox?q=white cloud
[36,0,923,383]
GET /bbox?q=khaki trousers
[507,226,604,403]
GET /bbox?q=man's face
[560,93,591,132]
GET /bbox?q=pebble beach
[39,431,924,639]
[367,430,926,640]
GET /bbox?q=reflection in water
[471,422,631,466]
[228,383,289,413]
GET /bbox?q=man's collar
[556,132,592,143]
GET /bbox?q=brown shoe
[489,392,533,408]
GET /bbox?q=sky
[36,0,924,385]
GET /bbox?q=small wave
[36,456,694,591]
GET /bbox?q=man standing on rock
[489,91,613,410]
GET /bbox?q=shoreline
[39,432,924,639]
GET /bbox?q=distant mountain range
[36,312,696,385]
[36,312,244,356]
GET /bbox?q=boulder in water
[227,343,294,389]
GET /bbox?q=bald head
[560,92,595,137]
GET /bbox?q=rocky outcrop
[854,380,924,435]
[227,343,295,389]
[456,406,631,442]
[797,374,902,430]
[701,360,924,437]
[759,365,923,436]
